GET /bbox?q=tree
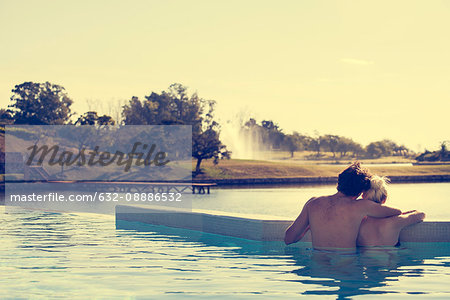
[123,84,203,129]
[0,109,14,125]
[415,142,449,162]
[75,111,115,126]
[336,137,351,157]
[309,138,321,156]
[335,137,363,158]
[320,135,340,158]
[70,111,116,162]
[191,99,230,174]
[261,120,284,150]
[283,133,303,158]
[440,141,448,154]
[350,142,364,158]
[439,141,449,161]
[193,126,230,174]
[365,142,384,158]
[122,83,229,174]
[365,139,407,158]
[9,82,73,125]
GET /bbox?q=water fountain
[220,117,268,160]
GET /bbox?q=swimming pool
[1,205,450,299]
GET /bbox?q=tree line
[0,81,228,174]
[415,141,450,162]
[1,81,438,174]
[240,118,413,159]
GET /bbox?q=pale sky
[1,0,449,151]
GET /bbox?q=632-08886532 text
[8,192,183,202]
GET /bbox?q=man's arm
[284,198,314,245]
[360,200,402,218]
[394,210,426,228]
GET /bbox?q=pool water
[1,206,450,299]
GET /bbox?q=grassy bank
[246,151,417,164]
[194,159,450,180]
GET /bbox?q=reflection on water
[1,206,450,299]
[287,246,432,299]
[117,220,450,299]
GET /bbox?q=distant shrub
[6,127,37,141]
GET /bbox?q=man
[284,162,402,250]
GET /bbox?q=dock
[7,180,216,195]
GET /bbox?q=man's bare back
[308,194,367,249]
[284,192,402,249]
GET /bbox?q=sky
[0,0,449,152]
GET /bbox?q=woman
[357,175,425,247]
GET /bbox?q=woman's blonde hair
[365,175,390,203]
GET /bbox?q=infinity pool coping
[115,204,450,243]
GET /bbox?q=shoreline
[195,159,450,185]
[194,174,450,186]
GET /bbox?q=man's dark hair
[337,162,371,197]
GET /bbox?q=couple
[285,162,425,250]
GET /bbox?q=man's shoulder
[304,196,322,212]
[310,194,334,201]
[306,195,327,205]
[306,195,336,210]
